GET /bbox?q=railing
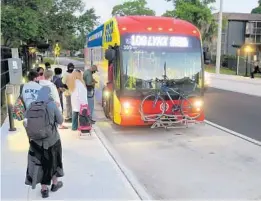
[1,47,12,106]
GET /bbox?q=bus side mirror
[105,49,116,61]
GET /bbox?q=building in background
[210,12,261,58]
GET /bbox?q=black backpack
[25,101,54,140]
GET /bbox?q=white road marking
[93,125,153,200]
[205,120,261,147]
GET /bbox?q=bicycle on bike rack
[139,76,203,128]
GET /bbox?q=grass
[205,65,236,75]
[43,57,55,65]
[205,65,261,78]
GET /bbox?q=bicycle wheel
[180,95,203,120]
[140,93,166,121]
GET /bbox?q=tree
[111,0,155,16]
[162,0,217,42]
[1,0,100,51]
[1,0,53,46]
[77,8,100,34]
[45,0,84,48]
[165,0,216,6]
[69,8,100,51]
[251,0,261,14]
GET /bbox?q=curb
[206,85,261,97]
[93,125,153,200]
[205,120,261,147]
[207,73,261,85]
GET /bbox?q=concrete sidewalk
[206,72,261,97]
[1,119,141,200]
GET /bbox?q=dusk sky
[83,0,259,24]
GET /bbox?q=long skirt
[25,140,64,188]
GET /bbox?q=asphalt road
[58,57,85,69]
[58,57,261,199]
[204,88,261,141]
[58,57,261,141]
[94,105,261,200]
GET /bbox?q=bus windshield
[122,48,202,90]
[121,34,202,91]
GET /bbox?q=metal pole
[236,49,240,75]
[215,0,223,74]
[245,53,248,77]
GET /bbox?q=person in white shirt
[67,70,88,131]
[39,70,68,129]
[39,70,61,110]
[22,70,42,109]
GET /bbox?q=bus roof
[115,16,200,37]
[86,16,201,47]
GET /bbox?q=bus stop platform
[0,119,142,200]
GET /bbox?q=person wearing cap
[62,63,74,122]
[83,65,98,123]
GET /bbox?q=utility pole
[215,0,224,74]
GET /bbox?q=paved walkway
[206,72,261,97]
[1,119,141,200]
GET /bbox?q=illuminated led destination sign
[128,35,190,48]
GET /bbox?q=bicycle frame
[152,84,177,110]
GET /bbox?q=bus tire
[103,99,110,119]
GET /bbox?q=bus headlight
[122,102,131,115]
[194,100,203,107]
[123,102,130,108]
[194,100,203,112]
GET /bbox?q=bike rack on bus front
[140,112,203,129]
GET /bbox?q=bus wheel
[103,99,110,119]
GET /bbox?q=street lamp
[244,45,253,77]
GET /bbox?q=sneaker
[51,181,63,192]
[41,188,49,198]
[59,125,68,129]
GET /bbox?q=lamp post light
[244,45,252,77]
[6,84,16,131]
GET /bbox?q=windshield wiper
[163,61,167,80]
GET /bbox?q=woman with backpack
[24,86,64,198]
[67,70,88,131]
